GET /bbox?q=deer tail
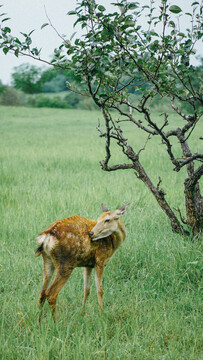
[35,244,43,257]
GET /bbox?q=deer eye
[105,219,110,223]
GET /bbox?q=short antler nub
[119,203,130,211]
[101,203,109,212]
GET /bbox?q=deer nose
[89,231,94,238]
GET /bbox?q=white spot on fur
[66,233,77,240]
[85,245,91,253]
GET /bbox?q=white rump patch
[37,234,46,246]
[37,234,57,255]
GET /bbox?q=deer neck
[112,220,126,249]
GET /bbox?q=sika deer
[35,203,128,320]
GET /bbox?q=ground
[0,106,202,359]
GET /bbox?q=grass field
[0,106,202,359]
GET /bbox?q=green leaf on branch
[178,32,185,37]
[41,23,49,29]
[3,26,11,33]
[128,3,139,10]
[98,5,106,12]
[169,5,182,14]
[70,31,77,41]
[20,32,28,37]
[3,47,9,55]
[29,30,35,36]
[15,38,22,45]
[67,11,77,16]
[150,30,159,36]
[2,17,11,22]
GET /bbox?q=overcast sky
[0,0,202,84]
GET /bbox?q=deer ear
[101,203,109,212]
[118,203,130,215]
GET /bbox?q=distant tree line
[0,59,203,111]
[0,63,95,109]
[11,64,72,94]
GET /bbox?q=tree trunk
[184,177,203,236]
[177,131,203,236]
[128,153,188,235]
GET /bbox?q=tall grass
[0,106,202,359]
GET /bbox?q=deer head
[89,204,129,241]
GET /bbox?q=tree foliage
[12,63,43,94]
[0,0,202,236]
[11,63,81,94]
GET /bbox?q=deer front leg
[95,264,104,313]
[81,267,93,315]
[45,266,73,320]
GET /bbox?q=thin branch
[156,176,162,190]
[141,106,181,169]
[93,78,102,96]
[122,99,143,113]
[165,129,179,138]
[66,84,91,97]
[174,208,188,225]
[171,92,203,104]
[137,135,151,157]
[112,105,157,135]
[160,113,169,131]
[44,6,70,45]
[185,164,203,189]
[96,125,105,137]
[128,100,133,116]
[96,124,118,140]
[116,118,130,123]
[113,31,161,92]
[173,154,203,172]
[171,96,196,121]
[100,162,134,171]
[7,48,68,69]
[170,62,196,97]
[114,78,135,93]
[183,117,200,141]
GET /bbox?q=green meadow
[0,106,202,359]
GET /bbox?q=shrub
[64,92,80,107]
[29,94,72,109]
[0,87,26,106]
[0,81,8,95]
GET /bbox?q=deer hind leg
[45,266,73,320]
[39,254,55,320]
[95,264,104,313]
[81,267,93,314]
